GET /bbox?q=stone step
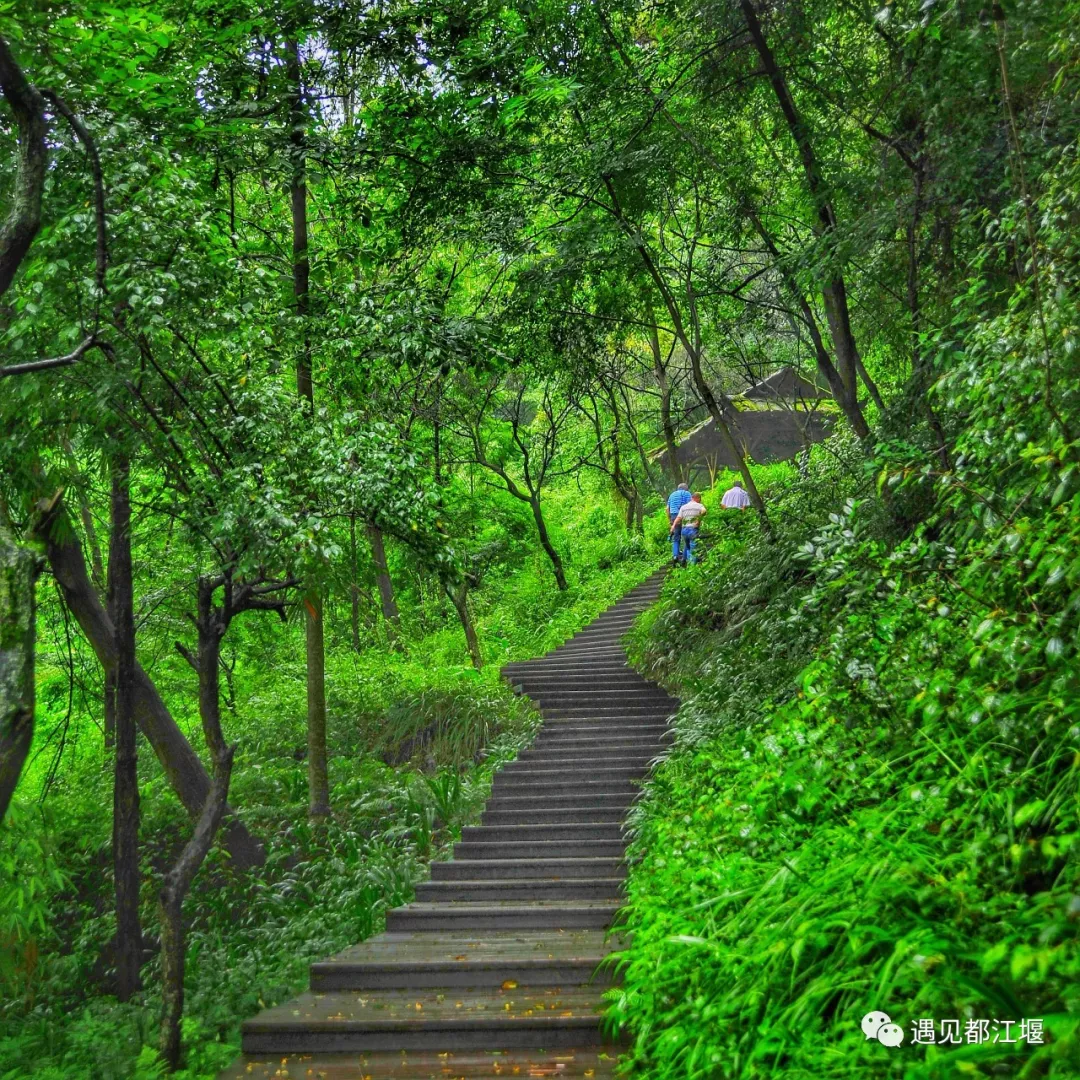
[481,805,626,825]
[310,930,621,991]
[505,666,631,679]
[550,635,632,649]
[460,822,624,843]
[538,710,672,723]
[497,763,647,783]
[414,877,623,903]
[220,1048,621,1079]
[531,689,674,705]
[524,732,665,747]
[514,677,658,694]
[487,778,638,799]
[240,986,618,1053]
[542,645,628,659]
[452,839,627,860]
[515,665,650,679]
[530,723,670,740]
[524,743,665,761]
[515,748,658,764]
[484,792,637,813]
[430,857,624,881]
[545,644,632,657]
[387,901,620,933]
[492,760,645,778]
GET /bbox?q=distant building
[742,366,832,404]
[651,366,833,483]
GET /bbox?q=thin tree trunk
[685,348,772,536]
[109,458,141,1000]
[59,441,106,590]
[160,572,286,1066]
[530,497,568,590]
[906,165,950,468]
[160,577,235,1069]
[0,521,36,823]
[38,505,263,868]
[348,514,361,651]
[158,751,233,1069]
[447,581,482,670]
[304,590,330,818]
[598,174,770,533]
[288,38,312,405]
[648,314,682,482]
[739,0,865,422]
[287,36,329,821]
[746,208,871,439]
[104,482,116,750]
[366,524,401,637]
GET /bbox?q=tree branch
[0,335,102,377]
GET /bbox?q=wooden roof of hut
[650,410,833,475]
[650,366,835,475]
[740,365,831,403]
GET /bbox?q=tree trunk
[348,513,361,651]
[530,497,568,590]
[104,487,117,750]
[648,316,682,482]
[159,576,239,1068]
[739,1,867,423]
[39,506,263,869]
[158,750,233,1070]
[0,522,36,823]
[686,349,772,536]
[0,37,48,299]
[108,458,141,1001]
[598,175,770,535]
[287,36,330,822]
[366,524,401,636]
[746,208,871,439]
[447,581,482,670]
[304,590,330,819]
[906,165,951,468]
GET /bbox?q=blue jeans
[681,527,699,564]
[670,520,683,560]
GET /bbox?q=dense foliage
[615,152,1080,1075]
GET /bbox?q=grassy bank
[612,273,1080,1076]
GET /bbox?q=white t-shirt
[675,501,707,528]
[721,486,751,509]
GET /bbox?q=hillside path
[220,568,675,1079]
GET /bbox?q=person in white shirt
[670,493,707,564]
[721,480,752,510]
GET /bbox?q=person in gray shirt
[670,493,707,565]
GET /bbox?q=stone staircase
[221,569,674,1079]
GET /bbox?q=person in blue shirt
[667,483,693,563]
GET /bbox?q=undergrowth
[0,481,656,1079]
